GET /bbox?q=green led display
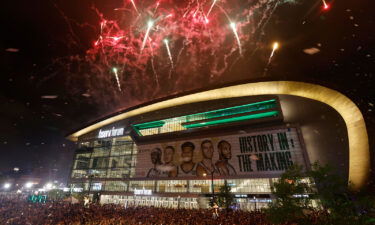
[132,99,279,136]
[182,111,279,129]
[185,99,276,122]
[132,120,165,130]
[28,195,47,203]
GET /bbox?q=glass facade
[70,178,274,194]
[84,178,275,210]
[68,97,299,211]
[71,136,137,179]
[70,135,277,199]
[70,124,284,211]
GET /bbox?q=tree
[71,192,85,203]
[265,162,375,225]
[217,180,234,209]
[305,162,375,225]
[48,189,66,201]
[265,164,312,224]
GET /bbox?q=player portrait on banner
[161,146,178,177]
[147,148,163,178]
[137,127,305,178]
[215,140,237,175]
[196,140,219,177]
[179,142,197,176]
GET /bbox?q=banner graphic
[135,127,306,178]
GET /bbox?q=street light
[25,182,34,189]
[3,183,11,189]
[45,183,53,190]
[203,171,215,204]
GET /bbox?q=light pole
[211,171,215,203]
[253,196,257,211]
[87,174,94,200]
[203,171,215,205]
[177,195,181,209]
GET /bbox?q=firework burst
[59,0,310,104]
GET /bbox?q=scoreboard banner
[135,127,307,178]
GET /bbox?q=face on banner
[136,127,307,178]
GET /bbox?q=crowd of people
[0,195,352,225]
[0,198,271,225]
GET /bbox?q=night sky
[0,0,374,182]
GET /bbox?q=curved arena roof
[67,81,369,190]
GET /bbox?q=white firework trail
[112,67,122,91]
[207,0,218,17]
[130,0,140,14]
[164,39,174,67]
[141,20,154,52]
[148,38,159,86]
[263,42,279,76]
[230,22,242,55]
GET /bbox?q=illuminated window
[70,136,137,179]
[104,181,128,192]
[129,181,155,191]
[157,180,188,193]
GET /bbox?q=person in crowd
[83,196,90,207]
[215,140,237,175]
[212,202,219,219]
[0,193,335,225]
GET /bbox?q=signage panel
[135,127,307,178]
[98,127,124,138]
[134,189,152,195]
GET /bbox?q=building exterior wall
[279,95,349,179]
[68,92,354,210]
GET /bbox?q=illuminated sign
[92,183,102,191]
[134,188,152,195]
[28,195,47,203]
[98,127,124,138]
[293,194,309,198]
[73,188,83,192]
[249,199,272,203]
[235,194,248,198]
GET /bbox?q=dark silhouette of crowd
[1,195,343,225]
[0,196,272,225]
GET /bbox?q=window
[189,180,211,193]
[129,181,155,191]
[104,181,128,192]
[79,142,91,148]
[157,180,188,193]
[111,159,118,168]
[229,179,272,193]
[75,155,90,169]
[72,170,88,178]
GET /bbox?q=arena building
[66,81,370,210]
